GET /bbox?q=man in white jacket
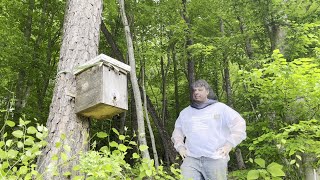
[171,79,246,180]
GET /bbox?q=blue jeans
[181,156,228,180]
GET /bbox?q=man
[171,79,246,180]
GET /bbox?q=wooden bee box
[74,54,131,119]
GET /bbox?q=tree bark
[36,0,102,179]
[118,0,150,160]
[182,0,195,102]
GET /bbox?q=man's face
[192,86,209,103]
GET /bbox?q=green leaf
[247,170,260,179]
[51,154,58,161]
[119,135,125,140]
[290,160,296,165]
[18,166,28,175]
[146,169,152,176]
[73,165,80,171]
[17,141,24,148]
[19,118,25,126]
[61,153,68,161]
[118,144,128,152]
[112,128,119,135]
[129,141,137,146]
[255,158,265,168]
[25,138,35,146]
[139,145,149,151]
[97,132,108,138]
[7,149,19,159]
[63,171,71,177]
[132,153,140,159]
[12,130,24,138]
[55,142,62,148]
[27,126,37,134]
[296,155,302,160]
[6,139,13,147]
[109,141,118,147]
[267,162,285,177]
[0,141,4,148]
[64,145,71,152]
[6,120,15,127]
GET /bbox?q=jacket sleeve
[171,116,185,151]
[224,107,247,147]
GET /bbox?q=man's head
[191,79,210,103]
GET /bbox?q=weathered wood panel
[75,64,128,119]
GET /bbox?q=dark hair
[192,79,218,100]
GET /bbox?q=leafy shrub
[0,118,48,180]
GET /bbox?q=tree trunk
[13,0,35,121]
[172,44,180,118]
[220,18,246,170]
[36,0,102,179]
[182,0,195,101]
[101,20,125,62]
[237,16,254,60]
[142,66,159,168]
[304,154,320,180]
[145,93,177,164]
[118,0,150,160]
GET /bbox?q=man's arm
[171,118,187,159]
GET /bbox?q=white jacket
[171,102,246,159]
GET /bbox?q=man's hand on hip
[178,147,187,159]
[217,143,233,157]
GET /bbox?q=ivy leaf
[6,120,15,127]
[27,126,37,134]
[7,149,19,159]
[12,130,24,138]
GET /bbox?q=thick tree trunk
[220,18,246,170]
[182,0,195,102]
[118,0,150,160]
[36,0,102,179]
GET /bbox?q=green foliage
[239,49,320,124]
[0,118,181,180]
[247,158,285,180]
[0,118,48,179]
[250,119,320,168]
[74,129,182,179]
